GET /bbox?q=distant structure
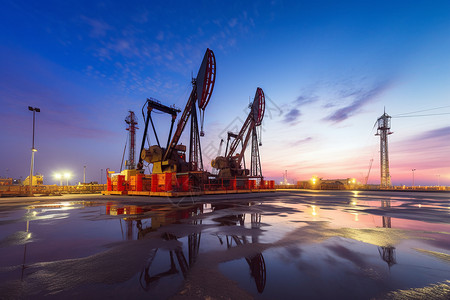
[363,159,374,186]
[297,176,358,190]
[378,199,396,267]
[125,111,138,170]
[375,110,393,188]
[283,170,288,185]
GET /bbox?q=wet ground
[0,190,449,299]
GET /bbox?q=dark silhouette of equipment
[211,87,265,178]
[137,98,182,172]
[213,212,266,293]
[375,109,393,188]
[139,48,216,173]
[364,159,374,185]
[378,199,396,268]
[125,111,138,170]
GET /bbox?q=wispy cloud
[324,80,392,123]
[80,16,112,38]
[290,137,313,147]
[417,126,450,140]
[295,94,318,105]
[283,108,301,124]
[394,125,450,152]
[388,125,450,172]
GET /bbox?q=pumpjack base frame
[102,189,275,198]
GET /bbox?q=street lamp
[100,169,103,184]
[412,169,416,188]
[64,173,71,186]
[28,106,40,196]
[54,173,62,186]
[83,165,86,184]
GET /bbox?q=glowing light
[62,173,71,186]
[418,204,422,208]
[351,200,357,206]
[54,173,62,179]
[311,205,317,216]
[353,213,359,221]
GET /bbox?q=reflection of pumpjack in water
[105,202,203,290]
[135,210,203,291]
[126,203,266,293]
[213,212,266,293]
[139,231,201,291]
[378,199,396,268]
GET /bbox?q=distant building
[297,177,359,190]
[0,178,13,186]
[22,174,44,186]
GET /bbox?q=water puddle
[0,191,449,298]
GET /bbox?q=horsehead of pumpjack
[138,48,216,174]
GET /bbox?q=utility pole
[28,106,40,196]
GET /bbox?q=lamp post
[64,173,70,186]
[28,106,40,196]
[55,173,62,186]
[100,169,103,185]
[412,169,416,188]
[84,165,86,184]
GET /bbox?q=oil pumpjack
[211,87,265,179]
[137,48,216,176]
[103,50,275,196]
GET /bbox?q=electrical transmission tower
[125,111,138,170]
[375,110,393,188]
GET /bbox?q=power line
[393,105,450,117]
[393,112,450,118]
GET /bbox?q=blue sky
[1,0,449,186]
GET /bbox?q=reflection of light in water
[418,204,422,208]
[311,205,317,216]
[32,211,37,216]
[203,203,213,213]
[351,200,357,206]
[352,191,359,197]
[27,233,32,239]
[353,213,359,221]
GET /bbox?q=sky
[1,0,449,186]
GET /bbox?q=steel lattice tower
[375,110,393,188]
[189,101,203,171]
[125,111,138,169]
[250,128,262,177]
